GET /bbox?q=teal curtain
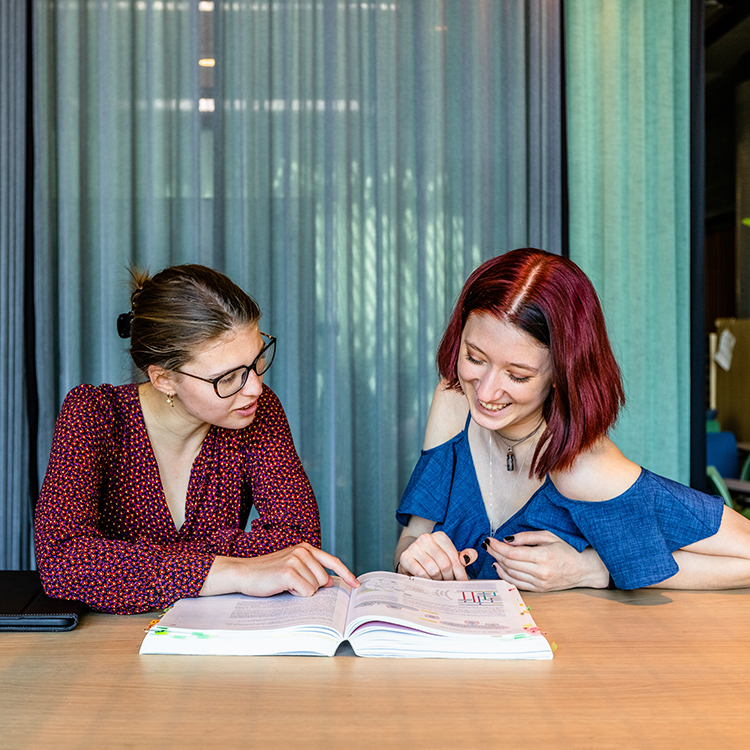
[0,1,32,568]
[32,0,563,574]
[565,0,691,483]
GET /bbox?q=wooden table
[2,587,750,749]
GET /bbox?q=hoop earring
[166,393,175,407]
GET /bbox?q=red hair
[437,248,625,478]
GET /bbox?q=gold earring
[166,393,175,407]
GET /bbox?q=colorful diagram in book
[458,590,502,604]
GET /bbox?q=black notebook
[0,570,87,631]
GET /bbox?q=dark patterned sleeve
[211,387,322,557]
[34,386,213,614]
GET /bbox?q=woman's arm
[652,506,750,589]
[394,384,478,580]
[393,382,473,580]
[556,441,750,590]
[203,387,323,558]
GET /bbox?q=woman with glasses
[35,264,357,614]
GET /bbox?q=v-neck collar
[128,383,217,535]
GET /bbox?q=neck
[490,429,540,457]
[138,383,211,450]
[495,418,544,444]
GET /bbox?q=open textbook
[140,571,552,659]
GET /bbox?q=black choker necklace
[494,422,544,471]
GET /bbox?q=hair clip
[117,311,134,339]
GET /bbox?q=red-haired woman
[394,248,750,590]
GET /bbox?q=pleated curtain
[0,1,32,569]
[565,0,692,483]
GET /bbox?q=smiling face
[168,323,266,430]
[457,313,554,438]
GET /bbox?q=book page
[345,571,540,639]
[154,580,354,636]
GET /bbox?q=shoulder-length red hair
[437,248,625,478]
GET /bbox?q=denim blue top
[397,418,724,589]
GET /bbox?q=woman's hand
[200,543,360,598]
[486,531,610,591]
[397,531,478,581]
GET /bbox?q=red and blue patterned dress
[35,383,321,614]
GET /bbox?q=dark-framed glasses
[175,333,276,398]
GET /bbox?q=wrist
[581,548,611,589]
[200,555,248,597]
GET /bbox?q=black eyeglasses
[175,333,276,398]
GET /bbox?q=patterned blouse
[34,383,321,614]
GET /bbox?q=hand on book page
[200,543,360,599]
[397,529,478,581]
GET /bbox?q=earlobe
[148,364,177,397]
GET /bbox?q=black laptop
[0,570,87,631]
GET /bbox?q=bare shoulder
[549,437,643,502]
[423,381,469,450]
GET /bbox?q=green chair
[707,465,750,519]
[707,465,735,509]
[742,453,750,482]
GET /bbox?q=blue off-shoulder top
[396,419,724,589]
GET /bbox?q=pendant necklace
[487,428,533,535]
[494,421,544,471]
